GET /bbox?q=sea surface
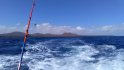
[0,36,124,70]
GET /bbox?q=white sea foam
[0,40,124,70]
[26,42,124,70]
[0,55,19,70]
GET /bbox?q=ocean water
[0,36,124,70]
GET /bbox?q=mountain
[31,33,58,37]
[60,33,79,37]
[0,32,25,37]
[0,32,80,37]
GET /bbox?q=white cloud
[0,23,124,35]
[0,24,25,34]
[30,23,85,35]
[76,26,84,30]
[90,23,124,35]
[102,24,124,32]
[101,25,113,32]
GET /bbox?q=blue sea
[0,36,124,70]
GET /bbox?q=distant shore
[0,32,81,38]
[0,32,122,38]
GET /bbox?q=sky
[0,0,124,35]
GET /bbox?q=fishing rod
[18,0,35,70]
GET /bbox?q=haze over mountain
[0,32,80,37]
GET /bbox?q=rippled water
[0,36,124,70]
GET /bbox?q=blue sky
[0,0,124,35]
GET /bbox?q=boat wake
[0,39,124,70]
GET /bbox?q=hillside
[0,32,80,37]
